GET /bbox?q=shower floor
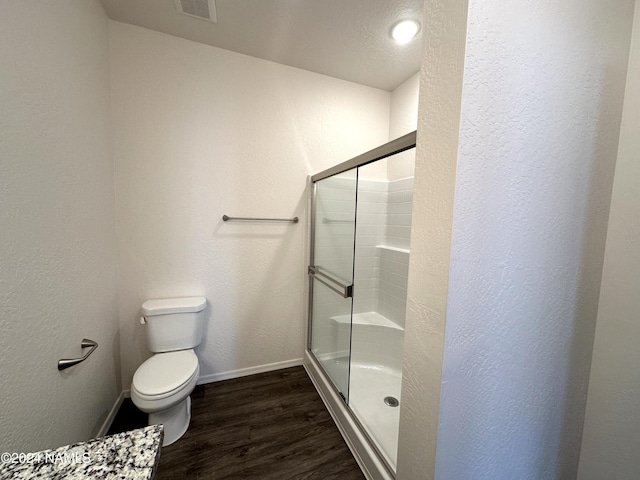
[327,358,402,470]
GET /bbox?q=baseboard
[196,358,303,385]
[96,390,126,438]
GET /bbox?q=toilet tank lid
[141,297,206,316]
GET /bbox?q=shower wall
[353,176,413,328]
[309,139,416,473]
[311,174,358,363]
[311,173,414,364]
[379,177,414,328]
[352,179,387,315]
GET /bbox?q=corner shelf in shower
[375,245,410,255]
[330,311,404,331]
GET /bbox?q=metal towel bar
[322,218,354,224]
[223,215,298,223]
[58,338,98,371]
[308,266,353,298]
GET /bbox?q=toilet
[131,296,206,446]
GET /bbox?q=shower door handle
[308,266,353,298]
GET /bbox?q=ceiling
[99,0,424,91]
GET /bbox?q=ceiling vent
[174,0,218,23]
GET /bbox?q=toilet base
[149,396,191,446]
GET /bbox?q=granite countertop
[0,424,163,480]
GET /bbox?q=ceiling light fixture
[390,19,421,44]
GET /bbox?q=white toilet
[131,296,206,446]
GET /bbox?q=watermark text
[1,451,91,464]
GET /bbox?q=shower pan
[305,132,416,479]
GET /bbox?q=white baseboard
[196,358,303,385]
[96,390,126,438]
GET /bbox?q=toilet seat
[132,350,199,400]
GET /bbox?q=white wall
[389,72,420,141]
[398,0,635,478]
[432,1,635,479]
[0,0,120,451]
[397,1,469,477]
[110,21,391,389]
[578,2,640,478]
[358,72,419,182]
[388,72,419,181]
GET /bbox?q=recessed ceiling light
[390,19,421,44]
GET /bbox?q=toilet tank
[141,297,207,353]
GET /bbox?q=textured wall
[0,0,120,452]
[578,3,640,478]
[434,1,635,479]
[396,1,469,478]
[109,21,391,389]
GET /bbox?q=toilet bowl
[131,349,200,446]
[130,297,206,446]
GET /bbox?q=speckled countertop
[0,425,163,480]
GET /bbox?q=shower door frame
[305,131,417,480]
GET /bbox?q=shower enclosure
[306,132,415,478]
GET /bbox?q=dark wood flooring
[108,366,365,479]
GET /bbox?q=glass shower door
[309,169,357,402]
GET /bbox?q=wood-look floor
[109,366,365,480]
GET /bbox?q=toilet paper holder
[58,338,99,371]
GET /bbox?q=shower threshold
[304,351,396,480]
[327,359,402,471]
